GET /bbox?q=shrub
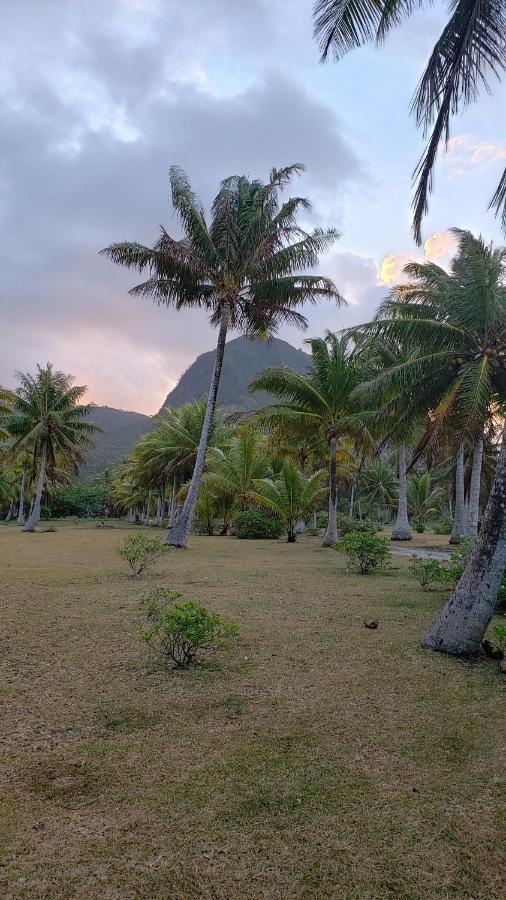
[493,623,506,650]
[413,517,425,533]
[117,533,169,576]
[335,513,378,536]
[140,596,238,669]
[232,509,283,540]
[434,515,453,535]
[336,532,390,575]
[410,556,446,589]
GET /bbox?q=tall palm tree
[314,0,506,240]
[351,229,506,653]
[252,462,328,542]
[251,332,372,545]
[6,365,98,532]
[0,388,14,442]
[102,164,342,547]
[206,427,272,512]
[407,471,444,529]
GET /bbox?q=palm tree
[359,458,397,521]
[407,471,444,530]
[102,164,342,547]
[252,462,328,542]
[314,0,506,240]
[0,389,14,442]
[251,332,372,545]
[351,230,506,653]
[206,427,272,512]
[6,365,98,532]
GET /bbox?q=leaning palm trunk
[449,442,466,545]
[422,420,506,655]
[322,436,338,546]
[166,302,230,547]
[466,434,484,537]
[24,444,47,532]
[4,501,14,523]
[17,471,26,525]
[391,443,412,541]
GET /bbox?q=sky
[1,0,505,414]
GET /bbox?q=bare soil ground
[0,522,504,899]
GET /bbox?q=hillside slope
[161,335,310,413]
[83,406,154,475]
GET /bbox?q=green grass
[0,521,504,899]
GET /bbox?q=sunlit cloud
[378,230,457,286]
[445,134,506,173]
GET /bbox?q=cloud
[378,229,458,286]
[0,2,366,413]
[445,134,506,174]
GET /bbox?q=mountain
[160,335,310,413]
[83,336,311,474]
[84,406,155,475]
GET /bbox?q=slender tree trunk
[126,508,135,524]
[17,471,26,525]
[449,442,466,544]
[466,434,484,538]
[166,301,230,547]
[391,443,412,541]
[422,420,506,656]
[311,510,317,530]
[287,520,296,542]
[168,479,178,527]
[295,517,305,534]
[4,501,13,523]
[323,436,338,546]
[24,444,47,532]
[349,482,355,519]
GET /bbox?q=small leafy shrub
[410,556,446,589]
[445,537,476,585]
[434,515,453,535]
[140,594,238,669]
[308,527,319,536]
[413,517,425,533]
[233,509,283,540]
[335,513,378,536]
[336,532,390,575]
[117,533,169,576]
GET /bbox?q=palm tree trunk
[168,479,178,527]
[322,436,338,546]
[311,510,317,530]
[166,301,230,547]
[466,434,484,538]
[449,442,466,544]
[295,517,305,533]
[4,500,14,523]
[24,444,47,532]
[349,482,355,519]
[422,420,506,655]
[17,471,26,525]
[391,443,412,541]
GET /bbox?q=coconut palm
[102,164,342,546]
[359,458,397,520]
[206,427,272,512]
[251,332,373,545]
[0,388,14,442]
[314,0,506,240]
[407,472,444,530]
[252,462,328,542]
[6,365,98,532]
[351,229,506,653]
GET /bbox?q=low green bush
[117,533,169,576]
[410,556,446,588]
[140,593,238,669]
[335,513,378,536]
[335,532,390,575]
[434,515,453,535]
[232,509,283,540]
[413,517,425,533]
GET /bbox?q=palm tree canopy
[206,427,272,508]
[352,230,506,458]
[6,364,99,475]
[251,461,328,526]
[314,0,506,240]
[250,331,374,447]
[101,164,343,335]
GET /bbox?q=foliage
[251,461,327,541]
[410,556,446,589]
[232,509,283,540]
[117,533,169,576]
[336,531,390,575]
[140,597,238,669]
[47,476,111,518]
[335,513,378,536]
[493,623,506,651]
[407,472,443,527]
[434,515,453,535]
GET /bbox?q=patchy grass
[0,522,504,899]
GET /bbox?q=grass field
[0,522,504,899]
